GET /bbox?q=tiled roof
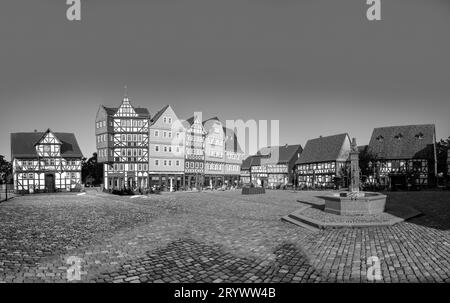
[223,127,244,153]
[102,106,150,118]
[258,144,303,164]
[241,155,260,170]
[11,131,83,159]
[296,133,351,164]
[150,105,170,126]
[367,124,436,160]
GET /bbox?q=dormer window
[394,133,403,140]
[376,135,384,142]
[415,132,424,140]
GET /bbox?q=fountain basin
[323,191,387,216]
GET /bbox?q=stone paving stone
[0,190,449,282]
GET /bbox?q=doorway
[45,173,55,193]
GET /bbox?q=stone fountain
[323,138,387,216]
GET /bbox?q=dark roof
[358,145,368,154]
[102,106,150,118]
[258,144,303,164]
[241,155,260,170]
[296,133,351,164]
[223,127,244,153]
[11,131,83,159]
[367,124,436,160]
[150,105,170,125]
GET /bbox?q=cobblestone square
[0,190,449,283]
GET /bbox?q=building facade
[223,127,245,187]
[184,113,206,189]
[11,129,83,193]
[366,124,437,189]
[295,133,352,189]
[259,144,303,188]
[96,95,151,190]
[148,105,185,190]
[240,156,258,186]
[203,117,226,188]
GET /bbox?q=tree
[0,155,13,184]
[81,153,103,186]
[436,137,450,175]
[359,148,380,180]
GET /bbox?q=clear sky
[1,0,449,160]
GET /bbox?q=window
[127,134,132,141]
[168,118,172,124]
[155,160,159,166]
[143,164,148,171]
[130,164,134,171]
[164,160,167,166]
[168,132,172,138]
[168,160,172,166]
[169,146,172,153]
[163,117,167,123]
[155,145,159,152]
[133,134,137,142]
[164,146,167,152]
[176,160,180,166]
[154,130,159,137]
[138,134,142,142]
[163,131,167,138]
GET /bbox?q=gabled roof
[367,124,436,160]
[102,105,150,118]
[258,144,303,164]
[150,105,170,126]
[296,133,351,164]
[241,155,261,170]
[223,127,244,153]
[11,131,83,159]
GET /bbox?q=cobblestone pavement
[0,190,449,283]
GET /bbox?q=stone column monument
[349,138,360,193]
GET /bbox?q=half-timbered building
[148,105,185,190]
[184,113,206,189]
[240,155,260,186]
[96,95,151,190]
[258,144,303,188]
[295,133,352,189]
[223,127,245,187]
[203,117,226,188]
[11,129,83,193]
[367,124,437,189]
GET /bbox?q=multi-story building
[148,105,185,190]
[258,144,303,188]
[296,133,352,189]
[366,124,437,189]
[184,113,206,189]
[95,95,151,190]
[240,156,258,185]
[11,129,83,193]
[203,117,226,188]
[241,145,302,188]
[223,127,245,187]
